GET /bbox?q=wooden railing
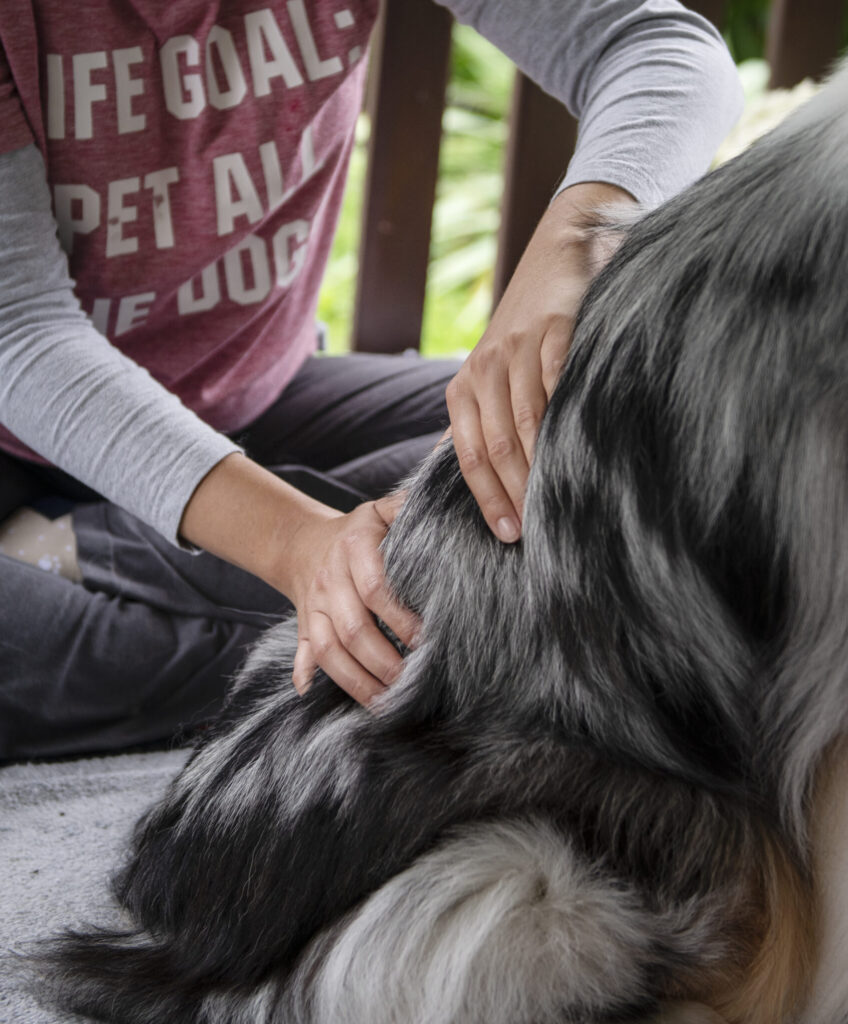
[352,0,846,355]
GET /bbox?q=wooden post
[767,0,846,88]
[351,0,453,353]
[684,0,727,27]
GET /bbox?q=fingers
[448,334,552,541]
[447,314,577,545]
[294,602,400,706]
[356,565,420,650]
[349,502,420,647]
[292,636,316,695]
[507,335,549,467]
[449,377,522,544]
[477,374,531,521]
[292,584,404,705]
[539,319,573,400]
[290,501,420,707]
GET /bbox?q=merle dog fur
[33,63,848,1024]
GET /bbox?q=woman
[0,0,741,757]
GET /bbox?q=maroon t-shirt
[0,0,376,460]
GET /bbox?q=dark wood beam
[767,0,845,88]
[352,0,453,353]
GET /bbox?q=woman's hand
[179,454,417,707]
[446,181,635,542]
[286,492,419,705]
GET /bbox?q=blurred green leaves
[723,0,771,62]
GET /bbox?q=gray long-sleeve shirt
[0,0,742,544]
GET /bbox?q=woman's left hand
[446,181,635,543]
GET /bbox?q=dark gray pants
[0,353,457,760]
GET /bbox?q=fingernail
[293,676,313,696]
[496,517,520,543]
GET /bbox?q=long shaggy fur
[32,62,848,1024]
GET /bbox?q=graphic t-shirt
[0,0,377,451]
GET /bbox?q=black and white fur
[34,62,848,1024]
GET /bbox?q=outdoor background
[316,0,831,359]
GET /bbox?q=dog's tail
[295,819,813,1024]
[272,817,730,1024]
[29,817,724,1024]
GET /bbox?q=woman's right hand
[180,453,418,707]
[285,492,420,705]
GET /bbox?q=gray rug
[0,750,189,1024]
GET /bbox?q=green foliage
[316,117,368,355]
[421,27,512,357]
[722,0,771,63]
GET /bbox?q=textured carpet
[0,750,188,1023]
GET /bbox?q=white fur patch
[285,818,665,1024]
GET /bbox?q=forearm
[0,144,240,542]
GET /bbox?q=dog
[32,60,848,1024]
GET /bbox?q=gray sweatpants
[0,352,457,760]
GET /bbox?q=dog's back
[31,61,848,1024]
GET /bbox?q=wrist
[553,181,636,213]
[179,452,337,598]
[547,182,639,273]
